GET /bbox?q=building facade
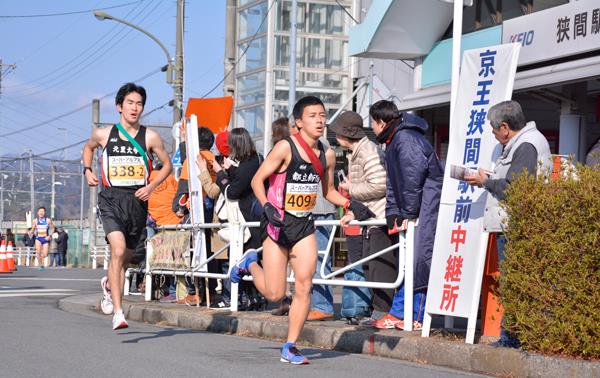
[230,0,354,154]
[349,0,600,162]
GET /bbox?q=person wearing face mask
[368,100,444,331]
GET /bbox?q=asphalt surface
[0,267,487,378]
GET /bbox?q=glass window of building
[237,72,266,106]
[238,1,268,40]
[276,1,347,35]
[236,105,265,137]
[275,36,347,70]
[238,36,267,73]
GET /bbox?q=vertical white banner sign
[186,115,207,271]
[423,44,520,343]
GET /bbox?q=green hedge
[500,164,600,359]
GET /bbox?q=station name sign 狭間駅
[502,0,600,66]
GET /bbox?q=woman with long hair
[213,128,265,310]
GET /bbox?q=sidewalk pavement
[59,293,599,378]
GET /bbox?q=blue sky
[0,0,226,159]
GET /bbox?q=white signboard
[422,43,520,344]
[186,115,207,270]
[502,0,600,66]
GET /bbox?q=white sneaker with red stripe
[100,276,113,315]
[112,310,128,330]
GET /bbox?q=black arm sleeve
[226,158,258,200]
[179,141,187,163]
[484,142,538,201]
[215,170,230,193]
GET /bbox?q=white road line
[0,289,78,293]
[0,277,99,282]
[0,293,78,298]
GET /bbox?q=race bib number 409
[109,156,146,186]
[285,183,317,217]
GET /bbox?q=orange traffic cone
[6,241,16,271]
[0,241,12,274]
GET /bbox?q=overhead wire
[195,0,276,99]
[9,0,166,98]
[0,139,88,162]
[333,0,414,71]
[4,0,109,71]
[4,0,152,93]
[334,0,358,23]
[0,1,143,18]
[0,65,164,138]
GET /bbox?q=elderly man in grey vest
[465,100,552,230]
[465,100,551,347]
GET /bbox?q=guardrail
[13,247,36,266]
[139,218,417,331]
[90,246,110,270]
[12,247,54,267]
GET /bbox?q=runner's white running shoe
[100,276,114,315]
[112,310,128,330]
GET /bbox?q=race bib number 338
[285,183,318,216]
[109,156,145,186]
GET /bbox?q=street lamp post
[93,10,182,124]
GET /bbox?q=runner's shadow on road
[119,328,206,343]
[260,346,346,361]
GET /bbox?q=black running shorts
[97,187,148,250]
[260,212,315,248]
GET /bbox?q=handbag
[215,192,228,221]
[217,186,251,243]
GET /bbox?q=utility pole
[58,127,68,160]
[29,149,34,216]
[173,0,184,125]
[50,163,56,218]
[288,0,298,115]
[223,0,236,100]
[79,155,85,263]
[0,59,17,97]
[0,167,4,222]
[89,99,99,248]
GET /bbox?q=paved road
[0,268,487,378]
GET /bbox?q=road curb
[59,295,600,377]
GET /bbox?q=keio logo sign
[509,30,534,46]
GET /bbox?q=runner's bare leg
[286,235,317,342]
[41,242,49,264]
[249,237,288,301]
[106,231,129,313]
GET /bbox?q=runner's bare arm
[82,127,110,186]
[251,140,290,206]
[135,129,172,201]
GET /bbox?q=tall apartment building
[225,0,354,154]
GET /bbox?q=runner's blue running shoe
[280,342,309,365]
[229,249,258,283]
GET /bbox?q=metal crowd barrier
[12,247,54,267]
[90,246,110,270]
[13,247,36,266]
[140,218,417,331]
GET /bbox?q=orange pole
[480,233,503,337]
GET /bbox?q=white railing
[90,246,110,270]
[141,218,417,331]
[12,247,53,267]
[13,247,36,266]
